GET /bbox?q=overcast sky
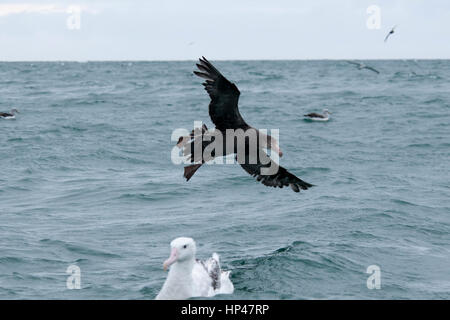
[0,0,449,60]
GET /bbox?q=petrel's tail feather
[184,164,202,181]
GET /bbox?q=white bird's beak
[163,248,178,271]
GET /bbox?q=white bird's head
[11,109,19,114]
[163,237,197,271]
[323,109,331,116]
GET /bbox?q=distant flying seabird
[0,109,19,119]
[176,57,313,193]
[304,109,331,121]
[346,61,380,74]
[384,25,397,42]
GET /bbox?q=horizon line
[0,58,449,63]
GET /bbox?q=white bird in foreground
[304,109,331,121]
[155,237,234,300]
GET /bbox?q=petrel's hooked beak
[163,248,178,271]
[272,143,283,158]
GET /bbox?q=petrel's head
[323,109,331,116]
[163,237,197,271]
[11,109,19,114]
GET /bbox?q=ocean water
[0,60,449,300]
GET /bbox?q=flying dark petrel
[0,109,19,119]
[384,25,397,42]
[176,57,313,193]
[346,61,380,74]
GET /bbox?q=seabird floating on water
[155,237,234,300]
[384,25,397,42]
[346,61,380,74]
[0,109,19,119]
[304,109,331,121]
[177,57,313,193]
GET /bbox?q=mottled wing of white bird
[203,253,221,290]
[192,260,215,297]
[218,270,234,294]
[192,253,230,297]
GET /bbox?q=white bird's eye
[183,245,187,249]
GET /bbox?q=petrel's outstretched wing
[239,151,313,193]
[194,57,250,131]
